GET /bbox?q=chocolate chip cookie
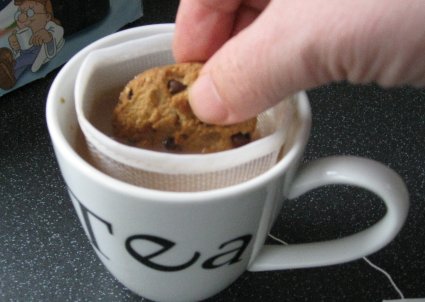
[112,63,257,153]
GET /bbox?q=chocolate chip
[127,88,133,99]
[231,132,251,148]
[163,137,180,151]
[167,79,187,94]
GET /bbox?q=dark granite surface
[1,1,424,301]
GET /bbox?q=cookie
[112,63,257,153]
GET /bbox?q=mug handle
[249,156,409,271]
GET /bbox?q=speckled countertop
[1,1,424,301]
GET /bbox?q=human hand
[173,0,425,124]
[31,29,52,46]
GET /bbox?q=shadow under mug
[46,24,409,302]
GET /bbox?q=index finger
[173,0,268,62]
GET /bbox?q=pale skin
[173,0,425,124]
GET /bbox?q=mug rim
[46,24,312,202]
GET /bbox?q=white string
[267,233,289,245]
[267,233,406,300]
[362,256,405,300]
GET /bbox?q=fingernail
[189,74,229,124]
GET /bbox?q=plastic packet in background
[0,0,143,97]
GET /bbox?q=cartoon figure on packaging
[0,0,64,90]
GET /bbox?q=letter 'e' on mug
[46,24,409,302]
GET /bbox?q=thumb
[189,0,425,125]
[188,1,328,125]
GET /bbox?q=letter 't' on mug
[46,24,409,302]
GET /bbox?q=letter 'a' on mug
[46,24,409,302]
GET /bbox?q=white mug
[46,24,409,302]
[15,27,33,50]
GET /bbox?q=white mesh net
[75,33,295,192]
